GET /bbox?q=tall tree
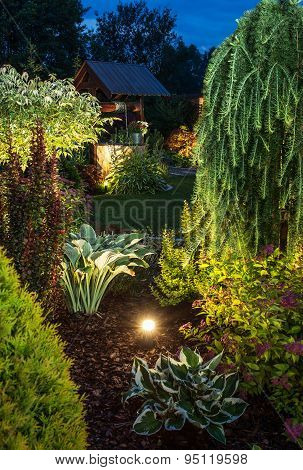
[158,40,214,94]
[90,0,177,75]
[193,0,303,256]
[0,0,87,77]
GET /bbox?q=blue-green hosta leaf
[206,423,226,444]
[164,413,186,431]
[222,373,239,398]
[179,347,201,369]
[63,243,80,267]
[135,365,155,392]
[80,224,97,244]
[72,239,93,258]
[132,247,154,258]
[133,409,162,436]
[168,357,188,381]
[221,398,248,421]
[202,350,224,371]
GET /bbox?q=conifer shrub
[0,249,87,449]
[152,230,198,306]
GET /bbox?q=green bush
[179,247,303,442]
[105,147,167,195]
[62,224,153,314]
[0,249,87,449]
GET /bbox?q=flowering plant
[179,247,303,445]
[128,121,149,135]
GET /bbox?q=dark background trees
[0,0,87,77]
[0,0,213,93]
[90,1,212,94]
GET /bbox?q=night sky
[82,0,259,50]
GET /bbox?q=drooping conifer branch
[193,0,303,256]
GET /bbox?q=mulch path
[55,293,298,450]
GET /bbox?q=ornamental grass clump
[124,347,247,444]
[0,249,87,449]
[62,224,153,314]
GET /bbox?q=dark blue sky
[82,0,259,50]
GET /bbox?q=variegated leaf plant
[62,224,153,314]
[124,348,248,444]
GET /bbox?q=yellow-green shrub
[0,249,87,449]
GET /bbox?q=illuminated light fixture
[140,318,156,349]
[142,319,156,332]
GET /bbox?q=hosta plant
[124,347,248,443]
[62,224,153,314]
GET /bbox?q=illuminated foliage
[194,0,303,255]
[0,66,110,167]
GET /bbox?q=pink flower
[271,375,292,391]
[203,334,212,344]
[280,291,299,309]
[284,341,303,356]
[192,299,203,308]
[199,319,207,329]
[243,371,254,383]
[179,322,192,331]
[255,342,271,357]
[285,419,303,442]
[262,244,275,256]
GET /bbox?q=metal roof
[86,60,170,97]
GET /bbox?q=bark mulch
[55,293,298,450]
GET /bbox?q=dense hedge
[0,249,87,449]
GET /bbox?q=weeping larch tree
[193,0,303,256]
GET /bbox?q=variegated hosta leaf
[187,412,209,429]
[132,357,148,375]
[168,357,188,381]
[125,348,248,443]
[206,423,226,444]
[221,398,248,420]
[202,350,224,371]
[155,354,169,372]
[179,347,202,369]
[165,413,186,431]
[135,365,154,392]
[123,386,144,402]
[133,409,162,436]
[213,374,226,392]
[222,373,239,398]
[62,224,151,314]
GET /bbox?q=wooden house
[74,60,170,122]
